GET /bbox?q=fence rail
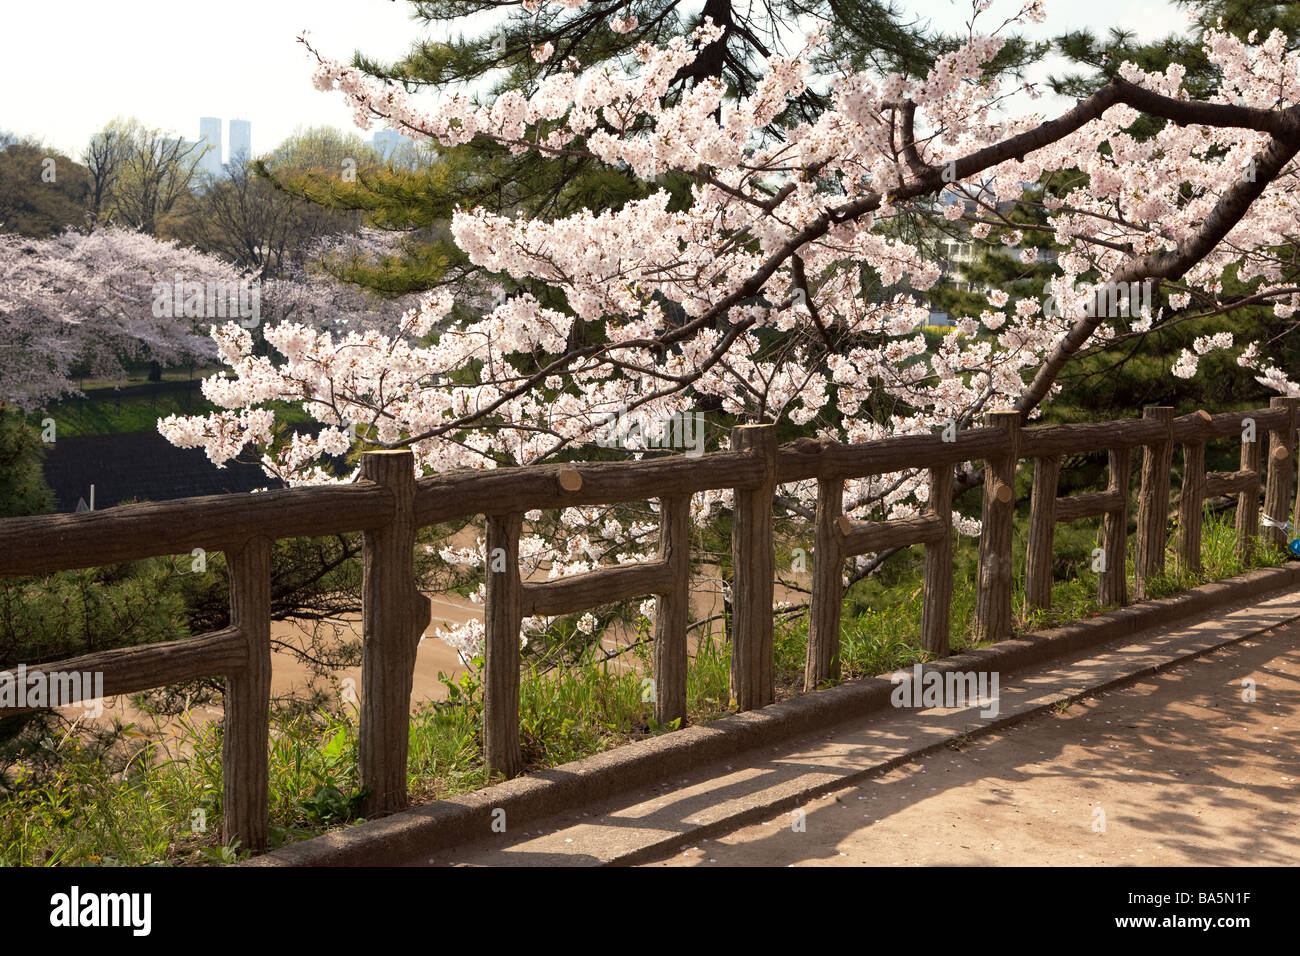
[1,399,1296,854]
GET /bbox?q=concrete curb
[244,563,1300,866]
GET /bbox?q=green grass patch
[30,391,315,438]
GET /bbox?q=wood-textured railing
[1,399,1296,853]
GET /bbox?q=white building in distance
[198,116,222,178]
[195,117,252,178]
[228,119,251,165]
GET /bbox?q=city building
[228,119,251,165]
[198,116,222,179]
[194,117,253,178]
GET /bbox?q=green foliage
[1049,0,1300,101]
[1141,510,1287,600]
[0,560,196,668]
[0,137,90,238]
[0,407,54,518]
[29,385,312,438]
[168,127,383,278]
[271,716,366,827]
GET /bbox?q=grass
[1018,510,1285,629]
[1140,512,1286,598]
[0,508,1289,865]
[29,389,315,438]
[0,644,722,865]
[31,392,205,437]
[61,367,224,392]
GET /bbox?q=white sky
[2,0,1195,160]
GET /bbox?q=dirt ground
[56,561,761,739]
[647,623,1300,866]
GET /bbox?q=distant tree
[249,126,460,295]
[93,118,205,235]
[178,157,309,276]
[266,126,378,172]
[176,143,370,277]
[82,127,130,228]
[0,136,90,238]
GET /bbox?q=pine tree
[0,408,54,519]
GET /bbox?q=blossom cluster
[155,10,1300,650]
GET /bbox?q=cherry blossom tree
[0,226,421,413]
[158,3,1300,658]
[0,228,227,410]
[262,228,427,334]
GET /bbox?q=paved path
[648,618,1300,867]
[425,589,1300,866]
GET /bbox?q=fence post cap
[983,409,1022,426]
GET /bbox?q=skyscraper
[199,116,222,178]
[228,119,251,165]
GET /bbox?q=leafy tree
[0,136,90,238]
[254,126,471,297]
[90,118,205,235]
[163,128,395,278]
